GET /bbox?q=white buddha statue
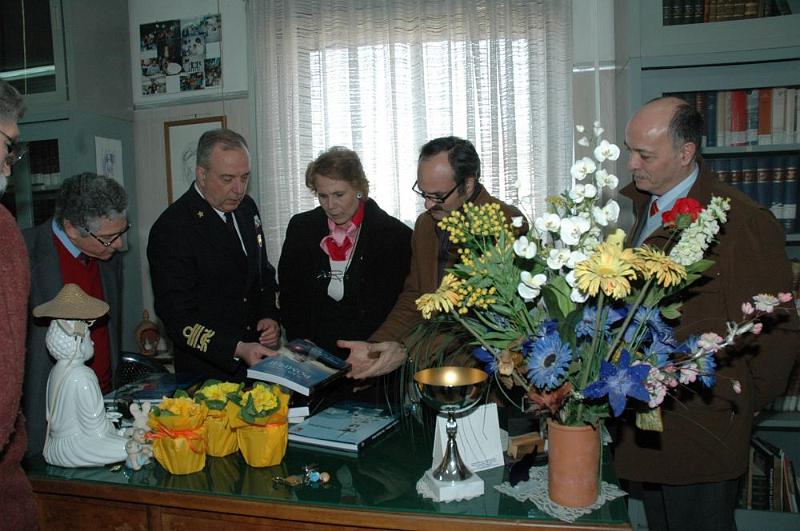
[35,284,128,467]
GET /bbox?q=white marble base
[416,468,484,502]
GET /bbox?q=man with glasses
[0,78,37,529]
[23,172,128,458]
[339,136,523,379]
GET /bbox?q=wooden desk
[28,426,630,530]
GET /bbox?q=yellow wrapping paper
[237,417,288,468]
[204,408,238,457]
[236,385,290,468]
[225,399,250,430]
[147,401,208,475]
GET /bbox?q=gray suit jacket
[22,220,123,457]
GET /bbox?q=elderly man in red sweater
[0,79,37,529]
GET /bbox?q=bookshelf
[615,1,800,527]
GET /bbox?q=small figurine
[129,402,152,434]
[35,284,128,467]
[135,310,161,357]
[125,428,154,471]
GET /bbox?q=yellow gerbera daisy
[573,242,639,299]
[635,246,687,288]
[415,273,464,319]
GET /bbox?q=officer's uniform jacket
[147,185,279,382]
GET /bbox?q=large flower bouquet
[415,123,792,430]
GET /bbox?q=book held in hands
[247,340,349,396]
[288,401,400,452]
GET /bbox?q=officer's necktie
[649,201,659,217]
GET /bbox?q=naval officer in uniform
[148,128,280,382]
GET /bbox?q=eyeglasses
[411,181,460,204]
[83,223,131,247]
[0,129,28,168]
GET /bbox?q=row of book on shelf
[740,435,800,513]
[663,0,793,25]
[708,155,799,233]
[669,87,800,149]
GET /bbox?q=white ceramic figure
[125,428,153,471]
[42,318,128,467]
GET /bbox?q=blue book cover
[247,346,346,396]
[288,401,400,452]
[104,372,202,404]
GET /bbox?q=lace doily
[495,465,627,523]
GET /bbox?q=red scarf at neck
[320,200,365,261]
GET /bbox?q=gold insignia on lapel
[197,211,204,218]
[183,323,215,352]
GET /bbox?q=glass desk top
[26,422,629,527]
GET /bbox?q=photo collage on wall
[139,14,222,96]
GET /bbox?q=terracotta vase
[546,419,600,508]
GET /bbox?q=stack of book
[103,372,202,406]
[246,339,350,422]
[668,87,800,148]
[741,436,799,513]
[707,155,798,233]
[663,0,793,26]
[287,401,400,453]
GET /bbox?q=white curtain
[249,0,574,263]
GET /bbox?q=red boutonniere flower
[661,197,703,229]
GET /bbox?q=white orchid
[513,235,538,259]
[559,216,591,246]
[565,270,589,303]
[547,248,572,270]
[566,250,588,269]
[595,169,619,190]
[593,139,620,162]
[592,199,621,226]
[511,216,525,228]
[534,212,561,234]
[570,157,596,181]
[575,124,585,133]
[517,271,547,301]
[568,183,597,204]
[577,136,590,147]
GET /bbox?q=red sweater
[0,205,37,529]
[54,236,112,392]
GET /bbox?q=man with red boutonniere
[617,96,799,530]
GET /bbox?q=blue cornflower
[582,350,651,417]
[472,346,497,376]
[538,319,559,336]
[576,306,627,339]
[695,351,717,387]
[644,336,679,367]
[524,333,572,390]
[623,306,673,343]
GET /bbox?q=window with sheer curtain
[249,0,574,263]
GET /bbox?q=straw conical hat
[32,283,109,319]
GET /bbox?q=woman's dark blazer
[278,198,412,359]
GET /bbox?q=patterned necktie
[649,201,659,217]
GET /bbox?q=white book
[772,87,787,145]
[784,88,796,147]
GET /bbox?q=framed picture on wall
[164,115,226,203]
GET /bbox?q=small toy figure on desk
[125,428,154,471]
[35,284,128,467]
[135,309,161,357]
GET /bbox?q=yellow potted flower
[194,380,243,457]
[234,383,289,467]
[147,392,208,475]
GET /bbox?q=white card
[432,403,504,472]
